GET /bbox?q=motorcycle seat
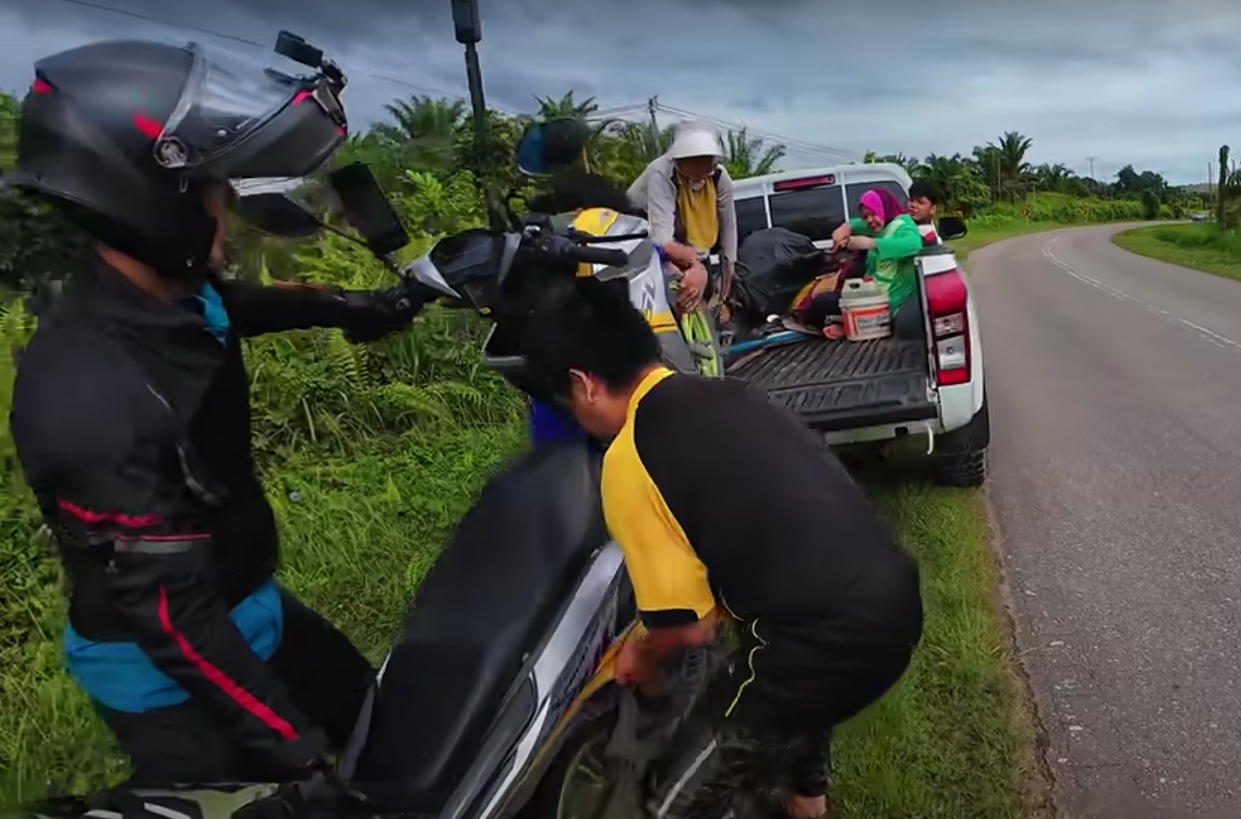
[353,441,608,810]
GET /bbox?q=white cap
[668,121,724,161]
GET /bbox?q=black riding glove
[339,280,429,343]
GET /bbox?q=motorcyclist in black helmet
[6,38,428,785]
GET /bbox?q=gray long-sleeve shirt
[626,155,738,265]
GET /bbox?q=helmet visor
[155,43,345,179]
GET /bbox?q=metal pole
[464,41,488,148]
[647,96,660,158]
[460,29,503,228]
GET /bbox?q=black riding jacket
[9,261,416,771]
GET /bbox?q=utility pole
[451,0,502,228]
[647,96,660,153]
[1086,155,1097,182]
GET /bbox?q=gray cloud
[3,0,1241,182]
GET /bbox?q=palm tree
[864,151,920,176]
[376,95,467,176]
[533,91,623,173]
[534,91,598,120]
[914,153,991,215]
[601,121,677,182]
[1031,162,1075,193]
[722,127,785,180]
[987,131,1033,201]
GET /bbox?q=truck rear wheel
[933,394,989,488]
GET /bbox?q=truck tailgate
[727,337,938,431]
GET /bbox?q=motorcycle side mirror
[515,117,592,177]
[328,162,411,258]
[237,192,324,238]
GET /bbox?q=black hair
[521,276,662,397]
[908,181,944,205]
[527,170,634,216]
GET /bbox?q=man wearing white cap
[627,121,739,302]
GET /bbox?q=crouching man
[519,277,925,818]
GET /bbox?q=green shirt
[848,213,923,311]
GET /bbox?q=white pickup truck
[725,163,989,486]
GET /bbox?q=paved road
[972,225,1241,819]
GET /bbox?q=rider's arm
[214,278,426,341]
[715,167,738,264]
[48,443,326,773]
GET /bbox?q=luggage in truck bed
[728,336,938,432]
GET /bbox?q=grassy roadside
[0,220,1065,816]
[1112,223,1241,282]
[830,220,1065,819]
[834,479,1047,818]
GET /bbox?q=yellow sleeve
[602,429,717,628]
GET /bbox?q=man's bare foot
[786,794,834,819]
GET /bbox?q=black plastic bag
[733,228,825,322]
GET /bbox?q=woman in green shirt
[832,188,926,339]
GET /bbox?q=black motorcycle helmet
[4,38,348,276]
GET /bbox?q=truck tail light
[924,269,970,386]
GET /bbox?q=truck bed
[727,336,938,431]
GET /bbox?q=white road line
[1042,239,1241,353]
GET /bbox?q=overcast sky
[1,0,1238,185]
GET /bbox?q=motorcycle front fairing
[481,210,700,388]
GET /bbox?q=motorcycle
[227,114,726,819]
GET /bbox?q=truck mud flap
[727,337,938,431]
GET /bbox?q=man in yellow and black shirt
[520,278,923,819]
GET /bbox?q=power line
[654,102,858,160]
[44,0,265,47]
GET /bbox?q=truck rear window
[768,185,845,242]
[735,197,769,243]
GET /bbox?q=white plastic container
[839,278,892,341]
